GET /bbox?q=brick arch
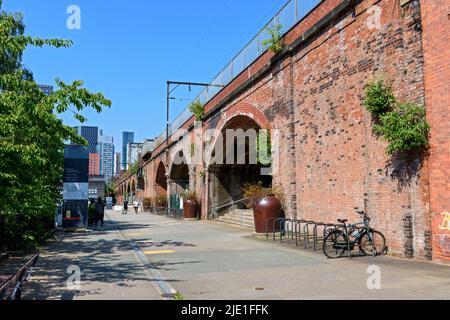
[154,159,167,196]
[214,102,271,132]
[205,102,271,165]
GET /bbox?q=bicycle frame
[332,217,377,257]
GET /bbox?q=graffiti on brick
[438,212,450,231]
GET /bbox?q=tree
[0,1,111,249]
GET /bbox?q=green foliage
[262,23,285,53]
[364,78,396,115]
[241,182,284,209]
[363,78,429,155]
[188,100,204,121]
[373,103,430,155]
[0,3,111,250]
[173,292,184,300]
[154,194,167,208]
[127,161,139,175]
[183,190,197,201]
[256,130,271,165]
[105,183,115,196]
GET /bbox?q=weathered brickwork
[420,0,450,263]
[115,0,449,263]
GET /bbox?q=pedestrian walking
[122,199,128,214]
[95,197,105,229]
[133,200,139,214]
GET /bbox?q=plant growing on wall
[128,161,139,175]
[364,78,396,115]
[189,100,205,121]
[364,78,430,155]
[262,22,285,54]
[373,103,430,155]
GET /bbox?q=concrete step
[216,209,255,229]
[218,216,255,225]
[218,212,254,223]
[216,217,255,229]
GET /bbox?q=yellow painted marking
[143,250,175,255]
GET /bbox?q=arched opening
[208,115,272,218]
[137,167,145,191]
[155,161,167,196]
[169,151,189,214]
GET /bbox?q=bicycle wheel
[323,230,347,259]
[359,230,386,256]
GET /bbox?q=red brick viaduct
[114,0,449,264]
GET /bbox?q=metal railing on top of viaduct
[152,0,322,150]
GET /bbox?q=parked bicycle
[322,210,386,259]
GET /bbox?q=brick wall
[115,0,448,263]
[420,0,450,263]
[215,0,432,260]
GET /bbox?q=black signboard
[62,145,89,229]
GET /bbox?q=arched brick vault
[154,160,167,196]
[205,102,272,165]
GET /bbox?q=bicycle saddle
[337,219,348,223]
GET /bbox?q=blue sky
[4,0,288,150]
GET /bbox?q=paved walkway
[22,215,161,300]
[24,211,450,300]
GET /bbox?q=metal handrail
[152,0,322,150]
[211,197,250,220]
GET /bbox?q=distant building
[122,132,134,170]
[127,142,143,168]
[114,152,121,176]
[98,133,114,183]
[38,84,53,96]
[88,153,100,176]
[88,175,105,200]
[75,126,99,153]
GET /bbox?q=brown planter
[183,199,198,219]
[253,195,281,233]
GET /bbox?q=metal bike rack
[313,223,337,251]
[303,221,316,249]
[294,219,306,247]
[286,219,297,241]
[271,218,286,242]
[265,217,279,240]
